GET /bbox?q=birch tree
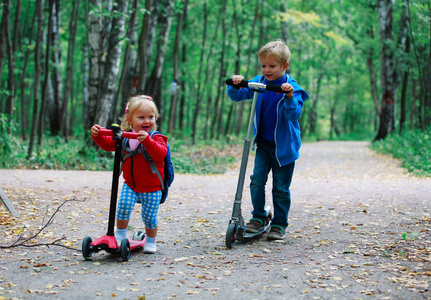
[86,0,103,129]
[95,0,128,127]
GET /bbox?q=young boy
[227,40,310,240]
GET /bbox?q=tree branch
[0,198,86,251]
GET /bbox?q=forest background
[0,0,430,176]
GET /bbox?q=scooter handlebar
[265,83,284,93]
[226,78,248,88]
[98,128,114,136]
[226,78,286,94]
[122,132,138,139]
[97,128,138,139]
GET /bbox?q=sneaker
[267,226,285,240]
[144,242,157,254]
[245,218,265,233]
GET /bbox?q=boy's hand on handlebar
[281,83,294,98]
[137,130,149,143]
[232,75,245,86]
[91,124,102,137]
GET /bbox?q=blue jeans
[250,140,295,229]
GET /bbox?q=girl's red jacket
[92,133,168,193]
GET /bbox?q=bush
[371,129,431,177]
[0,114,24,168]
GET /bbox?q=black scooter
[225,79,286,249]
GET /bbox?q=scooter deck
[242,222,272,239]
[128,239,146,250]
[90,235,145,252]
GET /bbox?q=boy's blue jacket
[227,74,310,167]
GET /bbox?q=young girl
[90,95,167,254]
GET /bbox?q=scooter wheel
[226,223,237,249]
[120,238,131,262]
[133,231,145,241]
[82,236,93,260]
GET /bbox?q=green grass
[370,129,431,177]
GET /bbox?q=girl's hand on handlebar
[91,124,102,137]
[281,83,294,98]
[137,130,149,143]
[232,75,245,85]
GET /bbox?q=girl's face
[130,105,156,133]
[259,55,289,82]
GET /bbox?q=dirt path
[0,141,430,300]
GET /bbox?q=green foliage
[0,114,23,168]
[1,131,239,175]
[370,129,431,177]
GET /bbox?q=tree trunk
[307,50,327,135]
[38,0,54,150]
[374,0,395,141]
[191,2,207,144]
[12,0,21,53]
[168,0,187,134]
[235,0,259,136]
[87,0,103,129]
[136,0,155,94]
[48,0,62,136]
[0,3,6,79]
[62,0,80,138]
[399,3,411,134]
[365,25,381,116]
[4,0,15,133]
[213,0,228,139]
[28,0,43,159]
[407,0,431,130]
[145,0,174,130]
[204,6,222,139]
[223,0,241,137]
[113,0,138,123]
[178,0,188,131]
[19,4,37,140]
[81,44,90,128]
[96,0,128,127]
[119,30,138,115]
[409,79,417,130]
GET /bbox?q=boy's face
[259,55,289,81]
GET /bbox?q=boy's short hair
[258,40,291,65]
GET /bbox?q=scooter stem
[232,91,259,219]
[107,136,122,236]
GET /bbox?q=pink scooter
[82,125,146,262]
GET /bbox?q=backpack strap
[142,148,165,190]
[121,134,165,190]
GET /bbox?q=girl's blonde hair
[258,40,291,66]
[121,95,158,131]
